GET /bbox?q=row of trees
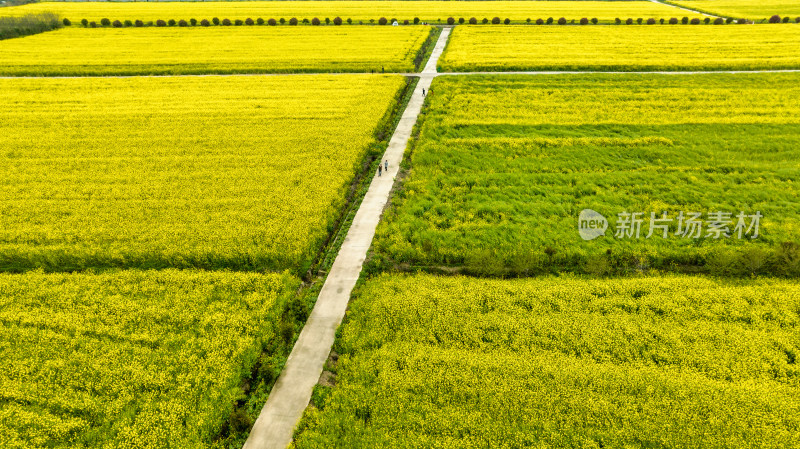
[68,15,800,28]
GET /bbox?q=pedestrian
[422,88,426,97]
[378,164,382,177]
[384,160,388,171]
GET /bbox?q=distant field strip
[0,75,406,273]
[671,0,800,19]
[440,25,800,72]
[0,269,299,448]
[294,274,800,447]
[0,27,431,76]
[373,73,800,276]
[1,1,702,23]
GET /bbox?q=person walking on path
[378,164,382,177]
[384,160,388,172]
[422,88,426,97]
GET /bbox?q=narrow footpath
[242,27,452,449]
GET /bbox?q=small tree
[469,17,478,24]
[591,18,598,25]
[124,19,133,27]
[447,17,455,25]
[156,19,166,27]
[403,20,409,25]
[63,18,71,26]
[256,18,264,25]
[391,17,397,24]
[557,17,567,25]
[89,21,97,28]
[796,17,800,23]
[200,19,210,26]
[222,18,232,26]
[637,18,643,24]
[615,17,621,24]
[302,18,309,24]
[536,18,544,25]
[782,16,791,23]
[660,18,665,24]
[647,18,656,24]
[725,17,733,24]
[703,17,710,24]
[112,20,123,27]
[492,17,501,24]
[482,18,489,24]
[168,19,177,26]
[212,17,220,25]
[459,18,465,24]
[333,16,342,25]
[690,18,701,24]
[737,18,748,24]
[713,17,724,24]
[546,17,554,24]
[682,16,689,24]
[413,17,420,24]
[243,18,253,25]
[769,15,781,23]
[280,18,286,24]
[190,18,198,26]
[526,18,531,24]
[135,19,144,27]
[101,18,111,27]
[178,19,187,27]
[347,18,352,24]
[580,18,589,25]
[289,17,298,25]
[268,18,277,26]
[626,18,634,25]
[81,18,89,27]
[379,17,388,25]
[311,17,320,25]
[504,18,511,24]
[669,17,678,24]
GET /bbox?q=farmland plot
[372,74,800,276]
[0,75,407,273]
[294,274,800,447]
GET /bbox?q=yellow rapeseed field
[2,0,702,24]
[0,269,300,448]
[672,0,800,20]
[439,25,800,71]
[294,274,800,447]
[0,26,432,75]
[0,75,407,273]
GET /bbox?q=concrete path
[241,27,451,449]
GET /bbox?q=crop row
[439,25,800,72]
[372,74,800,276]
[0,269,302,448]
[0,75,407,272]
[0,27,433,76]
[294,274,800,447]
[2,1,703,24]
[671,0,800,20]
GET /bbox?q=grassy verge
[0,11,59,39]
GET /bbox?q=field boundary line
[647,0,725,19]
[241,26,452,449]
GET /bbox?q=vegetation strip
[243,28,451,449]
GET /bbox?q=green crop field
[1,1,702,24]
[0,26,434,76]
[372,73,800,276]
[294,273,800,447]
[671,0,800,20]
[0,269,300,448]
[439,25,800,72]
[0,75,407,274]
